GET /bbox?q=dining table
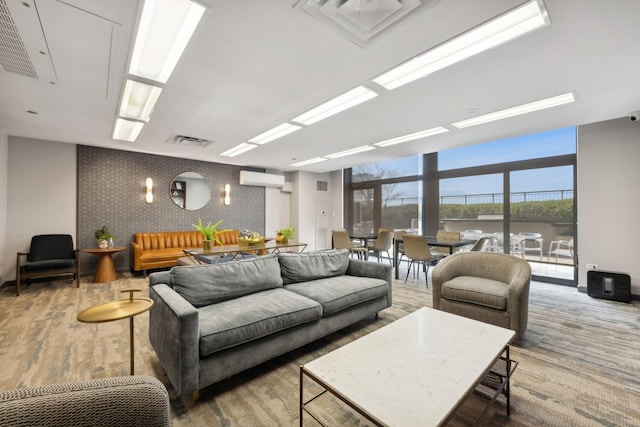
[393,235,476,280]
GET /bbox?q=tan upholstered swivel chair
[0,375,170,427]
[432,252,531,341]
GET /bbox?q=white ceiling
[1,0,640,173]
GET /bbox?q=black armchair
[15,234,79,296]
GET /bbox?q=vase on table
[98,239,109,249]
[203,239,213,253]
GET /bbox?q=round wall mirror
[170,172,211,210]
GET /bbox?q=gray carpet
[0,274,638,426]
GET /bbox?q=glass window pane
[352,156,422,182]
[381,181,422,232]
[439,174,503,247]
[353,188,374,234]
[439,127,576,171]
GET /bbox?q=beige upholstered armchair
[432,252,531,341]
[0,375,170,427]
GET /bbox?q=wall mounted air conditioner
[239,170,285,188]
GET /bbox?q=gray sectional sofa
[148,249,392,396]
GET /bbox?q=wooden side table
[77,289,153,375]
[82,246,126,283]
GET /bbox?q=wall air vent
[317,181,328,191]
[165,134,214,148]
[0,0,38,78]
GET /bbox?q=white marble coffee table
[300,307,516,426]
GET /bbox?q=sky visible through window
[352,127,576,200]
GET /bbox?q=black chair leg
[404,261,414,283]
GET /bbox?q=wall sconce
[145,177,153,203]
[223,183,231,206]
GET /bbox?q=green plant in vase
[192,218,223,251]
[275,226,295,243]
[94,226,114,249]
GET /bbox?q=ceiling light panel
[325,145,375,159]
[373,126,449,147]
[129,0,206,83]
[451,92,576,129]
[113,118,144,142]
[289,157,327,167]
[373,0,550,90]
[292,85,378,125]
[219,143,258,157]
[248,123,302,145]
[119,79,162,121]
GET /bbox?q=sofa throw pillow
[278,249,350,284]
[171,254,283,307]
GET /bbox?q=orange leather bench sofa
[130,230,239,274]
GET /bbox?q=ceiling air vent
[165,134,214,148]
[0,0,38,78]
[294,0,439,47]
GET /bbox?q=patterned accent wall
[78,145,265,274]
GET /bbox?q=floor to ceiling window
[345,127,577,285]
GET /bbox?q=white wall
[289,171,333,251]
[329,170,344,230]
[264,185,290,237]
[2,137,77,281]
[0,131,8,284]
[577,118,640,295]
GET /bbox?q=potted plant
[192,218,223,251]
[275,226,295,243]
[94,226,114,249]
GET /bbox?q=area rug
[0,275,638,426]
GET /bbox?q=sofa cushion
[198,288,322,355]
[170,254,283,307]
[139,248,185,263]
[284,275,389,315]
[440,276,508,310]
[278,249,350,285]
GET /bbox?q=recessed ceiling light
[325,145,375,159]
[291,85,378,125]
[373,0,550,90]
[289,157,327,167]
[248,123,302,145]
[129,0,207,84]
[219,143,258,157]
[119,79,163,122]
[113,118,144,142]
[373,126,449,147]
[451,92,576,129]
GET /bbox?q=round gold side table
[77,289,153,375]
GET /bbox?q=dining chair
[366,228,393,265]
[393,229,408,266]
[469,237,493,252]
[402,234,445,287]
[332,229,367,259]
[431,230,461,256]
